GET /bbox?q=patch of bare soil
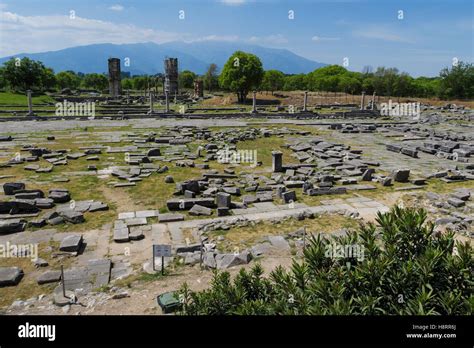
[100,184,145,213]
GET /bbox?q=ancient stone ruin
[108,58,122,97]
[164,58,178,96]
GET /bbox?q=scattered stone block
[59,234,83,252]
[114,220,129,242]
[0,220,27,234]
[3,182,25,195]
[189,204,212,216]
[0,267,23,287]
[216,192,231,208]
[282,190,297,203]
[391,169,410,183]
[60,210,85,224]
[49,189,71,203]
[158,213,184,222]
[267,235,290,251]
[215,250,251,269]
[37,270,61,285]
[447,198,465,208]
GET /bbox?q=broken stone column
[164,58,178,95]
[216,192,231,208]
[108,58,122,97]
[165,91,170,113]
[303,91,308,112]
[272,151,283,172]
[360,91,365,110]
[149,92,154,114]
[27,90,33,116]
[371,92,376,110]
[251,91,257,113]
[194,80,204,98]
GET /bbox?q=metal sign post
[153,244,172,275]
[61,265,67,298]
[199,238,204,270]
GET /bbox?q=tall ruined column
[108,58,122,97]
[194,80,204,98]
[360,91,366,110]
[164,58,178,96]
[27,90,33,116]
[303,91,308,112]
[149,92,154,114]
[371,92,376,110]
[165,91,170,113]
[251,91,257,113]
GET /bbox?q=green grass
[0,92,55,105]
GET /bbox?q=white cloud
[108,5,124,12]
[248,34,288,45]
[311,35,340,42]
[187,34,240,43]
[0,11,183,56]
[220,0,247,6]
[0,10,292,57]
[353,27,414,43]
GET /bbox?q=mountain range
[0,41,326,75]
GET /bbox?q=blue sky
[0,0,472,76]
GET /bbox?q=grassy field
[0,92,55,105]
[206,213,359,252]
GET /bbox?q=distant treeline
[0,54,473,100]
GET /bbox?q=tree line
[0,54,472,101]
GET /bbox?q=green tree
[262,70,285,95]
[306,65,348,92]
[439,61,474,99]
[394,73,415,98]
[179,206,473,315]
[219,51,264,103]
[412,77,440,98]
[282,74,307,91]
[178,70,197,89]
[2,57,55,91]
[121,78,133,90]
[338,75,362,95]
[0,67,6,90]
[56,71,81,90]
[41,67,56,91]
[204,63,219,93]
[131,76,149,90]
[82,73,108,91]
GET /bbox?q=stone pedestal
[216,192,231,208]
[272,151,283,172]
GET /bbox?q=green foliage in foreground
[179,207,473,315]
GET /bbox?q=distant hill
[0,41,326,75]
